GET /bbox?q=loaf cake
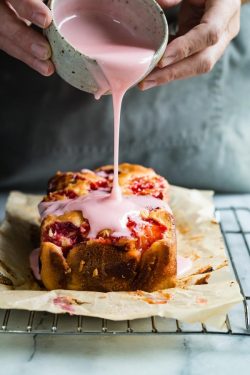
[38,164,177,292]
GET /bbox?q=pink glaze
[53,5,157,228]
[39,191,172,239]
[29,248,41,280]
[177,256,193,277]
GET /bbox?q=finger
[158,0,239,68]
[7,0,52,28]
[0,34,54,76]
[0,2,52,60]
[156,0,182,8]
[202,0,241,27]
[224,9,240,41]
[139,34,229,90]
[7,2,32,25]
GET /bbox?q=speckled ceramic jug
[45,0,168,96]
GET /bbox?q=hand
[139,0,241,90]
[0,0,54,76]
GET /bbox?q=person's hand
[0,0,54,76]
[139,0,241,90]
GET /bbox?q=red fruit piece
[90,180,109,191]
[64,190,79,199]
[153,191,164,200]
[80,221,90,236]
[127,218,138,237]
[130,178,154,194]
[127,217,167,253]
[130,176,166,200]
[144,218,167,238]
[43,221,83,251]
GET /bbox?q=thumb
[156,0,182,8]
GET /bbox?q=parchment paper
[0,188,242,327]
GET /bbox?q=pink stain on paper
[53,296,75,314]
[196,297,208,305]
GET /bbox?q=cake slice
[38,164,177,292]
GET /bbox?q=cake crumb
[211,219,218,224]
[195,274,210,285]
[93,268,99,277]
[79,260,85,273]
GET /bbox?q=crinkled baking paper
[0,187,242,327]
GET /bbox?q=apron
[0,5,249,193]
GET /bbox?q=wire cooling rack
[0,206,250,336]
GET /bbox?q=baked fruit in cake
[38,164,177,292]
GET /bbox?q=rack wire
[0,207,250,336]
